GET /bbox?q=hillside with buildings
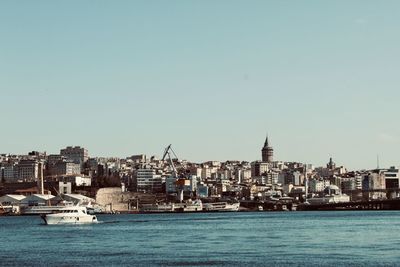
[1,138,399,212]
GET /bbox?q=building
[197,184,209,198]
[201,166,212,180]
[309,179,331,193]
[307,185,350,205]
[135,168,163,193]
[60,146,88,169]
[265,170,280,185]
[21,194,55,206]
[49,161,81,176]
[362,171,386,200]
[383,166,400,189]
[59,175,92,187]
[235,169,252,183]
[166,176,177,194]
[17,160,39,182]
[59,182,72,194]
[47,154,64,166]
[327,157,336,170]
[261,135,274,163]
[0,194,26,206]
[129,154,147,163]
[1,162,18,182]
[251,161,269,177]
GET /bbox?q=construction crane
[162,144,184,202]
[162,144,179,179]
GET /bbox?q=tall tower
[261,135,274,163]
[327,157,336,170]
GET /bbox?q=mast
[304,164,308,203]
[38,161,44,195]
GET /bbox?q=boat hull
[203,202,240,212]
[42,214,98,225]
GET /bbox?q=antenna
[377,154,380,169]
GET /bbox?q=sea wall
[95,187,135,212]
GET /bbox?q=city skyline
[0,139,389,172]
[1,1,400,170]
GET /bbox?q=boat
[140,203,175,213]
[203,202,240,212]
[41,206,98,225]
[174,200,203,212]
[0,204,10,216]
[22,201,75,215]
[139,200,203,213]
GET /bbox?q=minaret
[261,135,274,163]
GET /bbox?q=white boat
[41,206,98,225]
[174,200,203,212]
[203,202,240,212]
[22,201,75,215]
[140,200,203,213]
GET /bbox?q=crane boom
[162,144,178,178]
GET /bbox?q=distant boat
[41,206,98,225]
[140,203,175,213]
[203,202,240,212]
[141,200,240,213]
[140,200,203,213]
[174,200,203,212]
[0,205,10,216]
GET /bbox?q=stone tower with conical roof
[261,135,274,163]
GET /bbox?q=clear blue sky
[1,1,399,170]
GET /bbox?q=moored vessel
[139,200,203,213]
[203,202,240,211]
[203,202,240,212]
[140,203,175,213]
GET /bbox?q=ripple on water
[1,211,400,266]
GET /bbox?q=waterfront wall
[95,187,134,212]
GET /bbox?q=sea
[1,211,400,267]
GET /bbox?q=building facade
[60,146,88,170]
[135,168,163,193]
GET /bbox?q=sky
[1,1,400,170]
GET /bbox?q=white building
[0,194,26,206]
[235,169,251,183]
[59,175,91,186]
[309,179,331,193]
[57,193,96,206]
[21,194,55,206]
[201,167,212,179]
[136,169,163,193]
[307,185,350,205]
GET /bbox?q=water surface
[1,211,399,266]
